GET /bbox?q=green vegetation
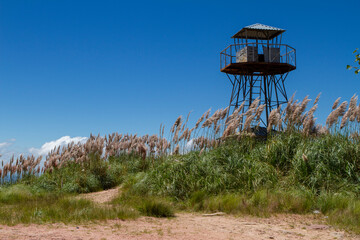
[112,192,174,218]
[1,132,360,233]
[115,133,360,233]
[185,190,360,233]
[1,93,360,234]
[129,134,360,198]
[347,48,360,74]
[26,153,122,193]
[0,184,138,225]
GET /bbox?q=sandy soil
[1,188,359,240]
[0,213,358,240]
[77,187,121,204]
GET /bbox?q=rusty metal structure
[220,23,296,126]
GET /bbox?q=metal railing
[220,43,296,70]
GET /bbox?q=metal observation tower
[220,23,296,126]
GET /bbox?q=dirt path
[77,187,121,204]
[1,188,359,240]
[0,213,358,240]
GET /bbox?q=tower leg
[227,73,289,127]
[263,75,269,126]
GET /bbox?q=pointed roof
[232,23,285,40]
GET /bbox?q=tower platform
[221,62,296,75]
[220,43,296,75]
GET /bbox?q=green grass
[128,134,360,198]
[184,189,360,233]
[0,184,138,225]
[139,199,175,217]
[129,140,278,199]
[117,133,360,232]
[111,191,175,218]
[23,153,124,194]
[1,132,360,233]
[186,189,315,216]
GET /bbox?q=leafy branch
[347,48,360,75]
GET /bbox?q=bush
[31,154,121,194]
[112,191,174,218]
[139,199,174,218]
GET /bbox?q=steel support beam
[228,73,289,126]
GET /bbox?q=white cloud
[0,139,17,161]
[0,142,11,148]
[29,136,88,156]
[185,139,194,152]
[0,138,15,149]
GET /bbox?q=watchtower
[220,23,296,126]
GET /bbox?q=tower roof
[232,23,285,40]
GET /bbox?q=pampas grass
[2,92,360,185]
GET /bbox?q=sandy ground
[0,213,358,240]
[0,188,359,240]
[77,187,121,204]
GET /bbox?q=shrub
[31,154,121,194]
[139,199,174,218]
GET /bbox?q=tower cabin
[220,23,296,75]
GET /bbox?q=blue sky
[0,0,359,158]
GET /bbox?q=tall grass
[0,93,360,232]
[129,139,278,199]
[1,93,358,188]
